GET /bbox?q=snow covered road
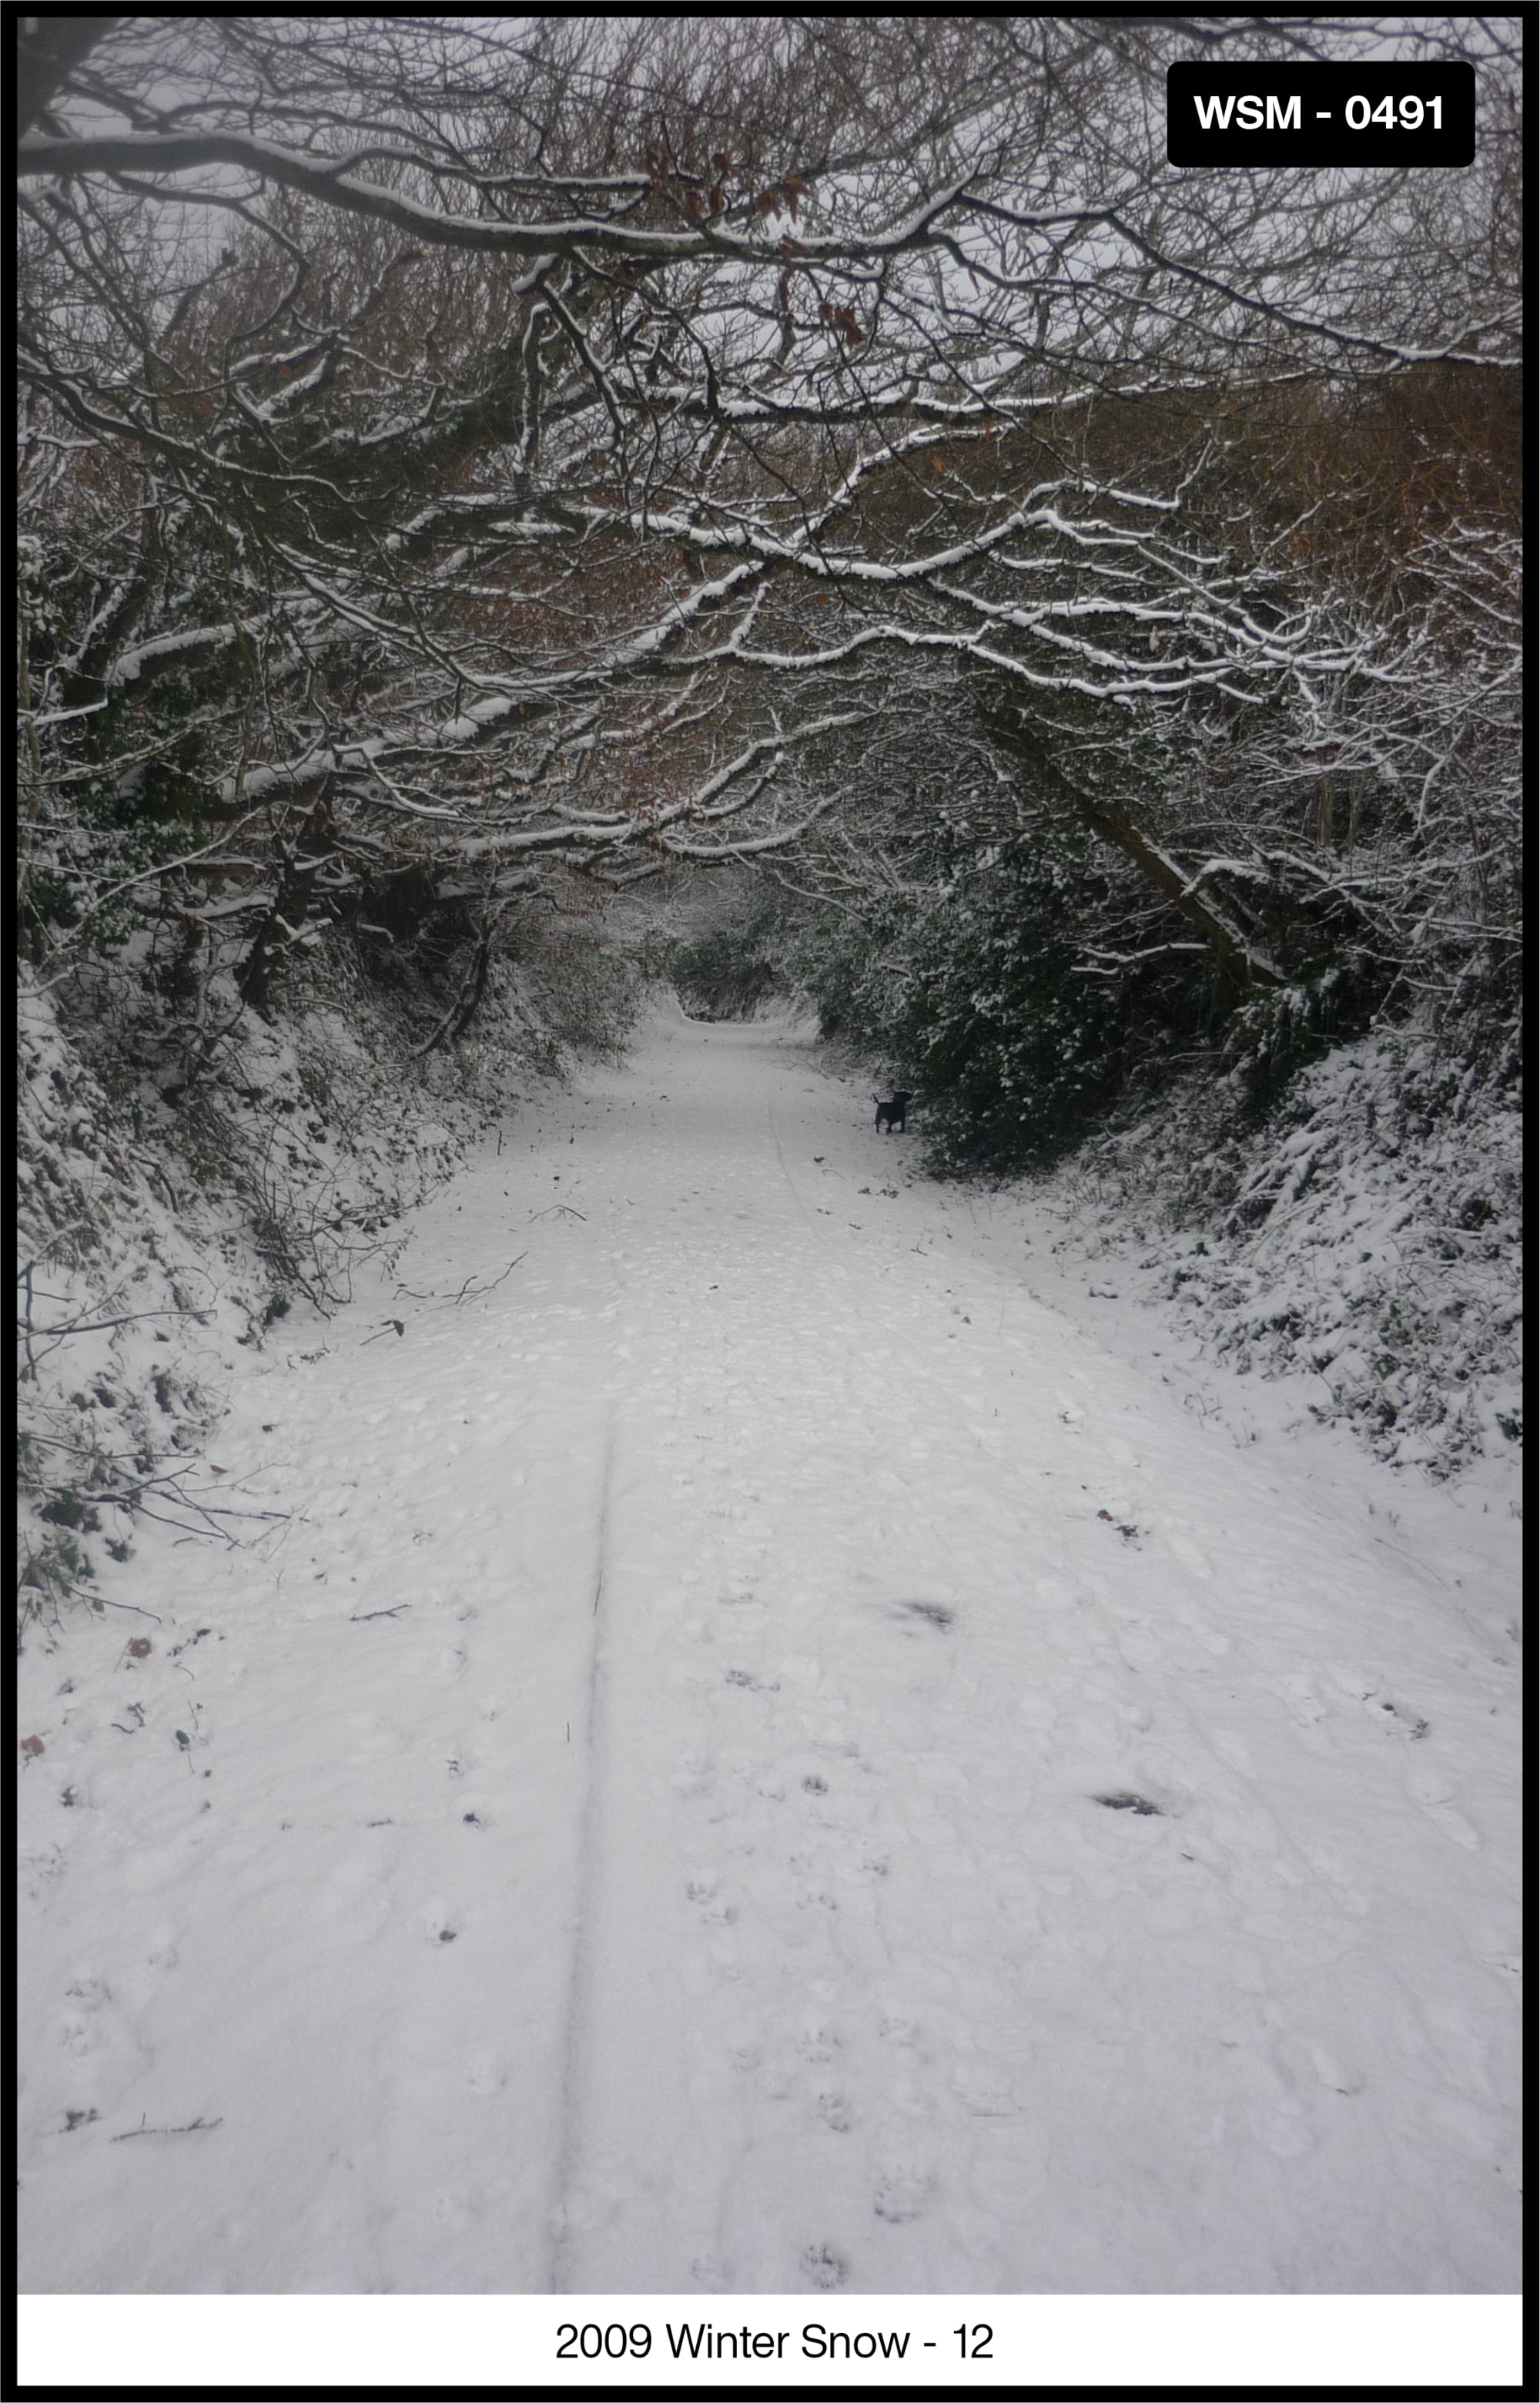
[17,1009,1522,2295]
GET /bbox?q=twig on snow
[76,1592,162,1623]
[111,2114,223,2142]
[449,1252,526,1302]
[391,1253,525,1305]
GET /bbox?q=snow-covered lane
[16,1010,1521,2295]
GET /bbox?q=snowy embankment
[17,962,517,1629]
[17,1006,1521,2296]
[1019,1034,1522,1481]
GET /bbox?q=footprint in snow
[798,2021,842,2066]
[685,1876,738,1924]
[59,1976,111,2059]
[22,1846,67,1902]
[1281,1674,1327,1731]
[874,2167,931,2223]
[800,2243,849,2290]
[816,2092,855,2133]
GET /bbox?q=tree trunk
[984,713,1284,991]
[236,790,334,1010]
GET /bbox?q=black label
[1167,62,1475,169]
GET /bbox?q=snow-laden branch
[18,129,985,273]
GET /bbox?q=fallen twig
[75,1592,162,1623]
[111,2115,223,2142]
[28,1307,206,1339]
[393,1254,525,1306]
[450,1253,526,1303]
[350,1604,410,1622]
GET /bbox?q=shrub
[792,840,1185,1171]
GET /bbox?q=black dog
[873,1091,912,1133]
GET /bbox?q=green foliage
[1221,953,1388,1112]
[20,669,214,958]
[38,1490,102,1533]
[793,841,1180,1172]
[18,1531,99,1634]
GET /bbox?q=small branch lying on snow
[350,1604,410,1622]
[392,1254,525,1305]
[447,1253,526,1302]
[26,1308,206,1337]
[73,1592,162,1624]
[111,2115,223,2142]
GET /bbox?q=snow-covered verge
[983,1031,1522,1486]
[17,931,642,1640]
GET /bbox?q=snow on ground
[16,1005,1522,2297]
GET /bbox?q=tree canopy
[15,15,1522,1102]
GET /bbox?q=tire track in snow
[547,1409,616,2294]
[766,1080,824,1241]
